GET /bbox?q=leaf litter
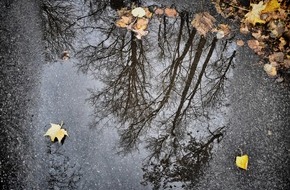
[212,0,290,78]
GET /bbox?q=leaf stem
[223,2,250,12]
[238,148,243,155]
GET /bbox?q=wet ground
[0,0,290,190]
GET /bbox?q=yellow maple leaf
[44,123,68,143]
[244,1,266,26]
[261,0,280,13]
[236,154,249,170]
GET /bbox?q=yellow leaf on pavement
[44,123,68,143]
[261,0,280,13]
[244,1,266,26]
[236,154,249,170]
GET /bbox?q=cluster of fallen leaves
[213,0,290,78]
[115,5,232,41]
[115,6,178,39]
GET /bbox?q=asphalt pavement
[0,0,289,190]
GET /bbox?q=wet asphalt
[0,0,290,190]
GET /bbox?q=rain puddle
[37,0,237,189]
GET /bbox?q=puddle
[39,0,236,189]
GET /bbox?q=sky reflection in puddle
[42,0,236,189]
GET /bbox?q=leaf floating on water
[191,12,216,36]
[132,7,146,18]
[44,122,68,143]
[164,8,178,17]
[236,154,249,170]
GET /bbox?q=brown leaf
[134,18,149,30]
[154,8,164,15]
[164,8,178,17]
[278,37,287,51]
[116,16,133,28]
[240,24,250,34]
[281,59,290,68]
[236,40,245,46]
[144,8,153,18]
[263,63,277,77]
[191,12,216,36]
[269,52,284,63]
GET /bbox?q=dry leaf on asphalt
[191,12,216,36]
[44,123,68,143]
[264,63,277,77]
[261,0,280,13]
[247,39,264,54]
[236,154,249,170]
[236,40,245,46]
[244,1,266,26]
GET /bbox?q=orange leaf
[135,18,149,30]
[164,8,178,17]
[154,8,164,15]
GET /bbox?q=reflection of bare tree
[142,126,225,189]
[42,0,76,60]
[64,2,236,188]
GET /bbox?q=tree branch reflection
[43,2,236,188]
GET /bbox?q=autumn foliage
[214,0,290,78]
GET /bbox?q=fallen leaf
[132,29,148,39]
[164,8,178,17]
[61,51,70,60]
[264,63,277,77]
[116,16,133,28]
[282,59,290,68]
[135,18,149,30]
[269,52,284,63]
[268,20,285,38]
[278,37,286,51]
[191,12,216,36]
[236,39,245,46]
[154,8,164,15]
[236,154,249,170]
[117,8,130,17]
[240,24,250,34]
[247,39,263,53]
[214,24,231,39]
[144,8,153,18]
[132,7,146,18]
[261,0,280,13]
[44,123,68,143]
[244,1,266,26]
